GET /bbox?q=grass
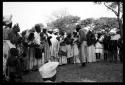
[22,61,123,82]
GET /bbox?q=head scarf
[13,23,20,32]
[35,24,41,33]
[3,15,13,28]
[3,15,12,25]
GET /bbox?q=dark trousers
[112,50,118,61]
[104,52,108,61]
[96,53,101,61]
[108,51,114,62]
[119,49,123,62]
[9,72,16,82]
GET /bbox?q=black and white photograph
[3,2,123,83]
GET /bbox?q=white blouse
[34,32,41,45]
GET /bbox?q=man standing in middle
[76,25,88,67]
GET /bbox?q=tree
[94,2,123,39]
[93,17,118,32]
[47,15,80,33]
[79,18,95,28]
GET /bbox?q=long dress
[21,37,29,71]
[43,40,51,63]
[86,30,96,63]
[87,45,96,62]
[72,37,80,64]
[58,38,63,65]
[66,44,74,64]
[28,41,35,70]
[34,32,42,68]
[50,34,60,62]
[59,43,67,65]
[73,43,80,64]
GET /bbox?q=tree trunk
[117,2,123,40]
[117,17,123,40]
[118,18,123,40]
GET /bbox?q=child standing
[73,32,80,64]
[6,48,22,82]
[65,33,74,64]
[59,39,67,65]
[95,34,103,61]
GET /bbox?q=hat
[48,28,53,32]
[13,23,20,32]
[39,62,59,79]
[3,15,12,25]
[10,48,19,56]
[53,29,59,33]
[44,80,53,82]
[35,24,41,32]
[111,34,121,40]
[110,28,118,34]
[84,26,90,31]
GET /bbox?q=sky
[3,2,117,32]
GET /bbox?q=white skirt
[74,55,80,63]
[95,48,103,54]
[61,56,67,64]
[73,44,79,56]
[59,45,67,65]
[66,45,73,58]
[87,45,96,62]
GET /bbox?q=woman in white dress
[50,30,60,62]
[86,30,96,63]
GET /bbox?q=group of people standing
[3,15,123,82]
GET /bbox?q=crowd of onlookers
[3,15,123,82]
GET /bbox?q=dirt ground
[22,61,123,82]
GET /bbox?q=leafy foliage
[79,18,95,28]
[47,15,80,33]
[94,2,123,39]
[93,17,118,31]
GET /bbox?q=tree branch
[104,2,118,17]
